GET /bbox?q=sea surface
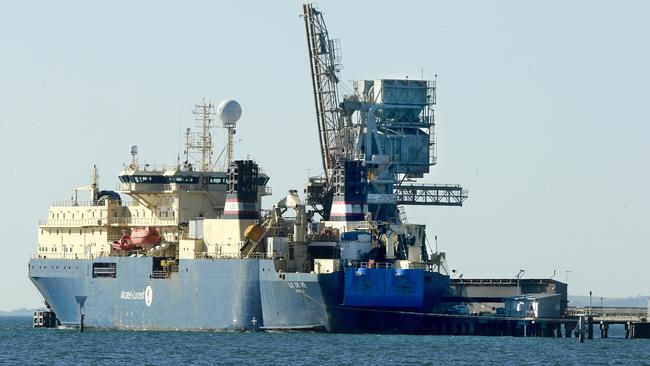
[1,316,649,365]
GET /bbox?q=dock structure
[422,314,575,338]
[366,312,649,339]
[567,307,650,339]
[445,278,569,315]
[436,278,650,339]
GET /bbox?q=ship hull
[29,257,449,333]
[258,261,450,333]
[29,257,263,330]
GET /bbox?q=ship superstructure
[29,4,466,333]
[35,101,269,262]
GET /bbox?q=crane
[302,3,467,220]
[302,3,345,184]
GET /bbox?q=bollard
[75,296,87,333]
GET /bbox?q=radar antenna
[217,99,242,170]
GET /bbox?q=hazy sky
[1,0,648,310]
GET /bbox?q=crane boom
[303,3,343,183]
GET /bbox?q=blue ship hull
[259,262,450,332]
[29,257,449,332]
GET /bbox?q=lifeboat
[130,227,161,249]
[111,234,135,251]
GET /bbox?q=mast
[185,100,216,172]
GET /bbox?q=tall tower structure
[302,4,468,224]
[217,99,242,170]
[186,100,216,172]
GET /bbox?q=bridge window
[119,175,168,184]
[170,175,200,184]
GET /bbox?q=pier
[405,307,650,339]
[567,306,650,339]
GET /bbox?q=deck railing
[39,217,178,227]
[32,252,107,260]
[112,217,178,226]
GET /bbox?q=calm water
[1,316,649,365]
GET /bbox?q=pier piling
[600,322,609,339]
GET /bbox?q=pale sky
[1,1,648,310]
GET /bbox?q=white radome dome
[217,99,242,125]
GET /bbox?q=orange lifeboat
[130,227,161,249]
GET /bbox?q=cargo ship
[28,4,467,332]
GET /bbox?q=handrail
[193,252,271,260]
[50,200,137,208]
[151,270,170,279]
[112,217,178,226]
[121,163,181,172]
[32,252,108,260]
[39,218,105,226]
[359,262,392,269]
[52,201,105,207]
[39,217,178,226]
[117,183,177,192]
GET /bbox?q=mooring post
[587,316,593,340]
[600,321,608,339]
[75,296,87,333]
[578,316,585,343]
